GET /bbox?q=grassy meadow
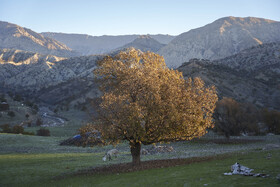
[0,131,280,186]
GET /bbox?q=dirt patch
[55,154,230,179]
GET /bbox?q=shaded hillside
[0,21,79,57]
[160,16,280,67]
[178,43,280,110]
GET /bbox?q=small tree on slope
[80,49,218,165]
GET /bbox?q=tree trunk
[130,141,141,166]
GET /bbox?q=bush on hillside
[0,124,12,133]
[7,111,15,118]
[36,118,43,126]
[36,128,50,136]
[13,94,22,102]
[213,98,261,138]
[263,109,280,134]
[12,125,24,134]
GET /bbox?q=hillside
[0,21,79,57]
[41,32,175,55]
[0,48,102,105]
[160,16,280,67]
[178,42,280,110]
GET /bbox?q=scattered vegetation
[0,124,34,135]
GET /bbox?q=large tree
[80,49,218,165]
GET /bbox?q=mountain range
[41,32,174,56]
[0,16,280,110]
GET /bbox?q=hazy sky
[0,0,279,36]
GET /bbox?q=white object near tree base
[224,163,269,178]
[231,162,253,175]
[102,149,119,161]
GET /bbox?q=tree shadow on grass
[54,154,231,180]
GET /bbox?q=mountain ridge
[41,32,175,56]
[159,16,280,67]
[0,21,79,57]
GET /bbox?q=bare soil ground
[55,154,229,179]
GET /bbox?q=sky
[0,0,279,36]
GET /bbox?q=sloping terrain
[159,16,280,67]
[0,21,79,57]
[0,48,102,105]
[178,43,280,110]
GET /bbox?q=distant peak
[216,16,277,24]
[138,35,152,39]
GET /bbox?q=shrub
[0,94,7,102]
[36,128,50,136]
[22,131,35,136]
[36,118,43,126]
[12,125,24,134]
[13,94,22,102]
[213,98,260,138]
[81,106,87,111]
[7,111,15,118]
[24,100,33,107]
[32,105,39,114]
[27,122,32,127]
[0,124,12,133]
[263,109,280,134]
[25,114,30,119]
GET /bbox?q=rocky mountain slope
[178,42,280,110]
[160,16,280,68]
[0,48,102,105]
[0,21,79,57]
[41,32,175,55]
[115,35,165,53]
[0,41,279,110]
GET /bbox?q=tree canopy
[80,49,218,165]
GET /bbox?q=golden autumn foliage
[80,48,218,165]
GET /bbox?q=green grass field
[0,133,280,186]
